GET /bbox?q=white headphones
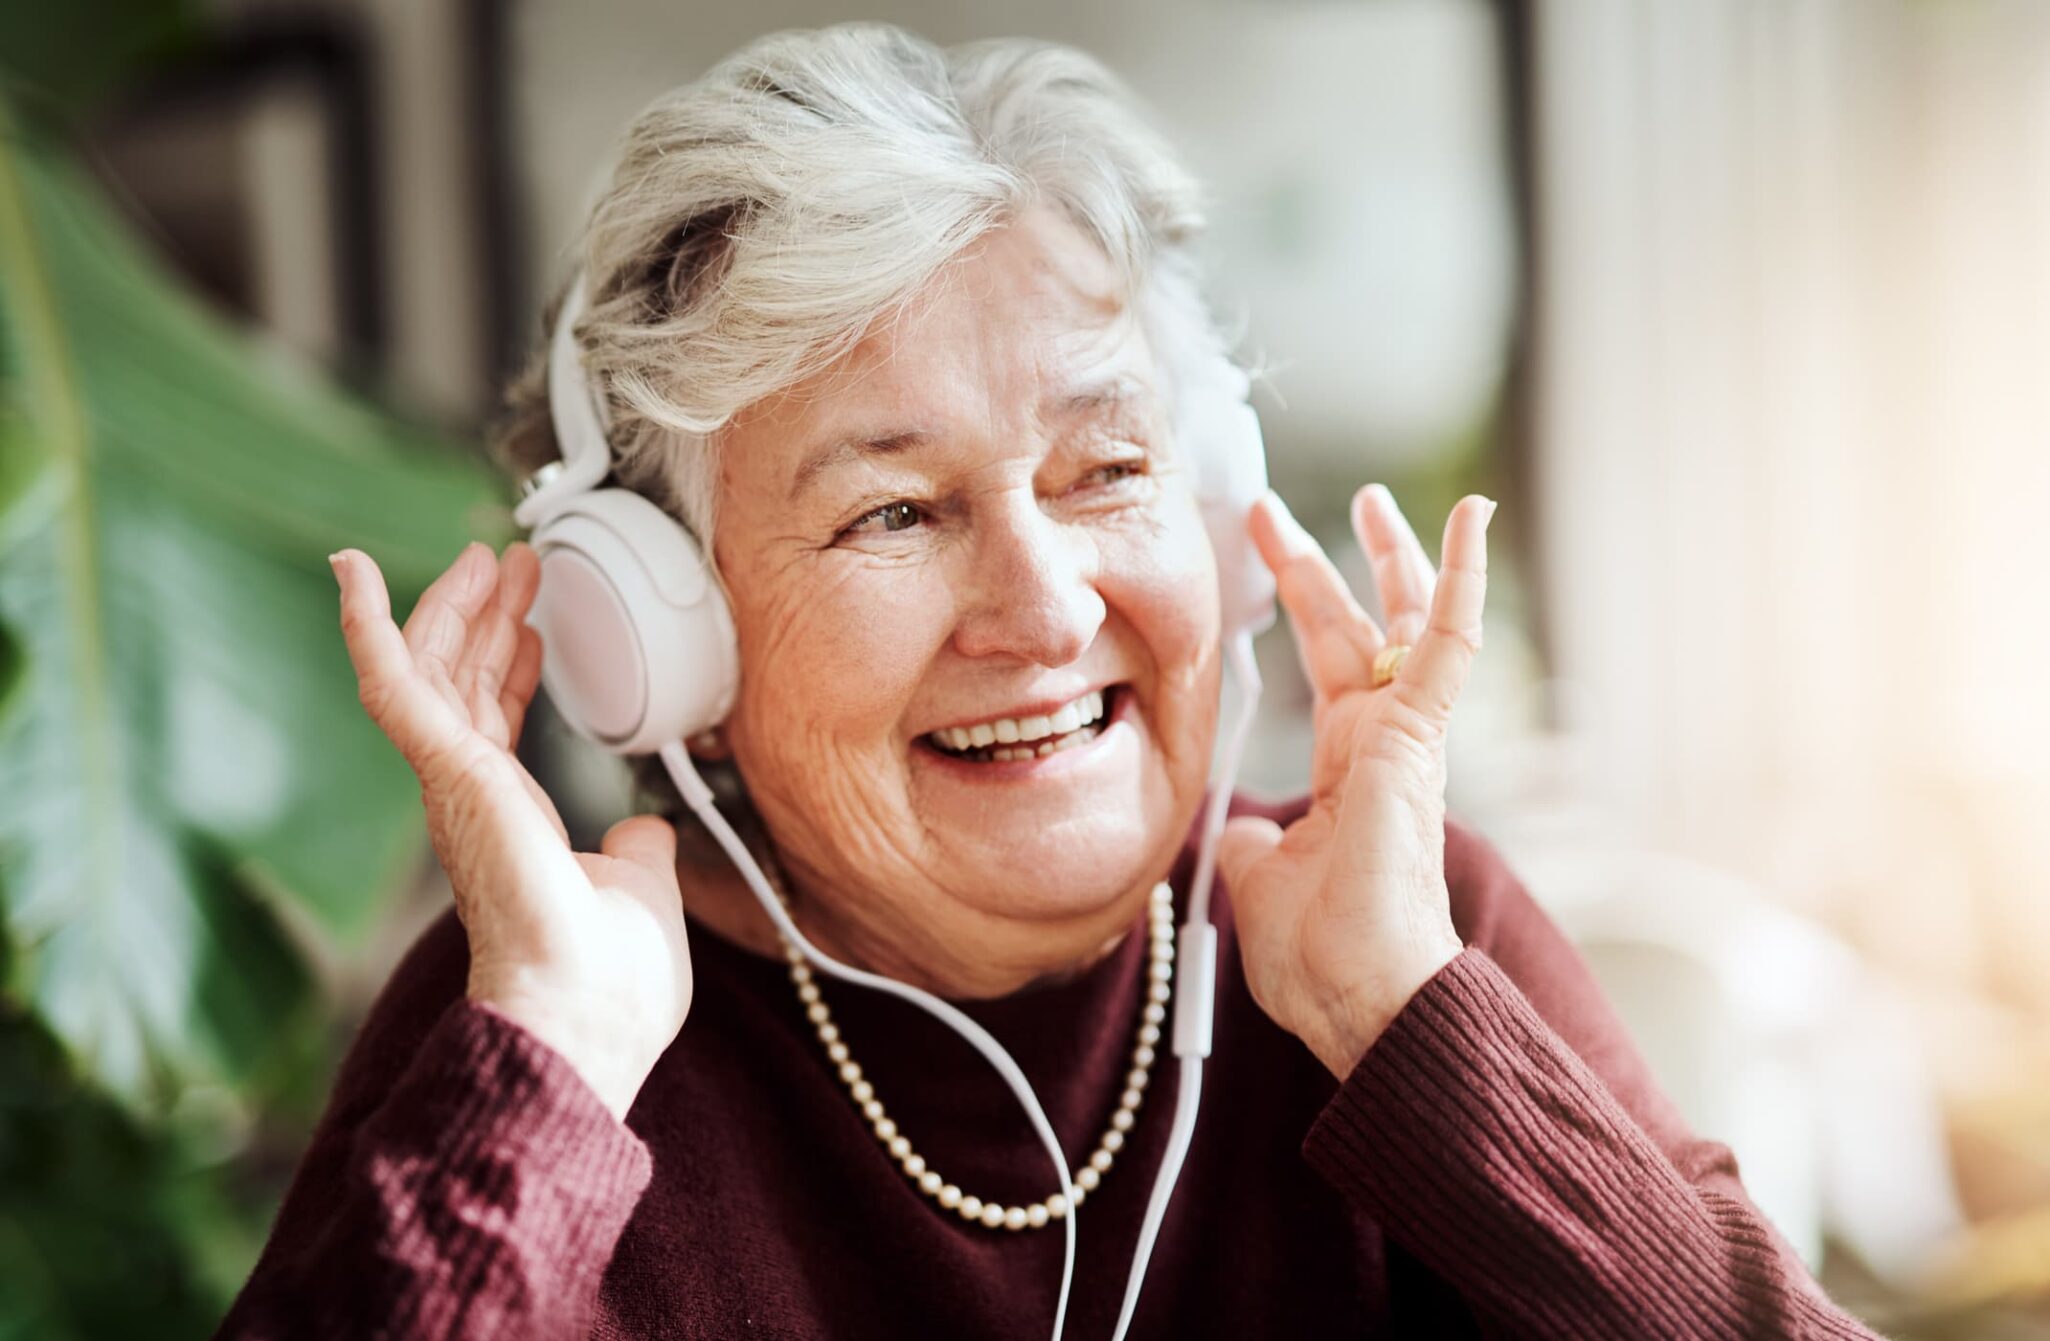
[509,274,738,754]
[513,265,1275,1341]
[512,270,1272,756]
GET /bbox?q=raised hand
[1217,487,1495,1079]
[330,541,693,1119]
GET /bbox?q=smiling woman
[214,21,1884,1341]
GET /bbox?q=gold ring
[1371,643,1411,688]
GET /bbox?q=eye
[1083,460,1145,487]
[843,501,925,536]
[1072,457,1152,500]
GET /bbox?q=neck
[675,837,1140,999]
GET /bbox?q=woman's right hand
[330,541,693,1121]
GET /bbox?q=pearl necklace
[767,867,1176,1232]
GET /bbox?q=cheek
[1103,502,1222,690]
[1102,504,1225,817]
[727,558,952,772]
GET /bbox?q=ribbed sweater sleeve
[215,918,651,1340]
[1296,821,1887,1341]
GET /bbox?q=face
[709,204,1223,992]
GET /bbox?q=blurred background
[2,1,2046,1336]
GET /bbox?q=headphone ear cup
[1182,364,1278,638]
[523,488,739,755]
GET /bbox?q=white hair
[494,22,1240,557]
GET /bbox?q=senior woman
[218,23,1880,1341]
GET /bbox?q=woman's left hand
[1219,485,1495,1080]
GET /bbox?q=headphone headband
[515,273,613,529]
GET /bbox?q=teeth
[982,728,1096,763]
[929,688,1112,757]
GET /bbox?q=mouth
[919,685,1126,764]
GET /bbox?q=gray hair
[487,22,1242,821]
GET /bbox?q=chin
[921,781,1187,929]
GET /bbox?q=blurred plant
[0,93,504,1341]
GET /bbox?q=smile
[923,688,1115,763]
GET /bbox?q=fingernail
[327,551,345,576]
[1481,498,1498,527]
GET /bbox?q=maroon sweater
[216,796,1883,1339]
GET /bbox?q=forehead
[721,206,1156,464]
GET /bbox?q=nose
[951,496,1106,666]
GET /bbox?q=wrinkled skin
[682,204,1222,998]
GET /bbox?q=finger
[1215,814,1283,908]
[455,544,538,742]
[501,624,545,752]
[1391,495,1494,723]
[332,549,455,761]
[599,814,680,883]
[1247,492,1385,700]
[1351,484,1436,647]
[403,542,497,685]
[498,541,542,619]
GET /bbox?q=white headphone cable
[659,630,1259,1341]
[657,743,1081,1341]
[1108,629,1261,1341]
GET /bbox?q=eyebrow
[787,373,1154,501]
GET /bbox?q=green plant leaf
[0,1002,236,1337]
[0,113,506,1109]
